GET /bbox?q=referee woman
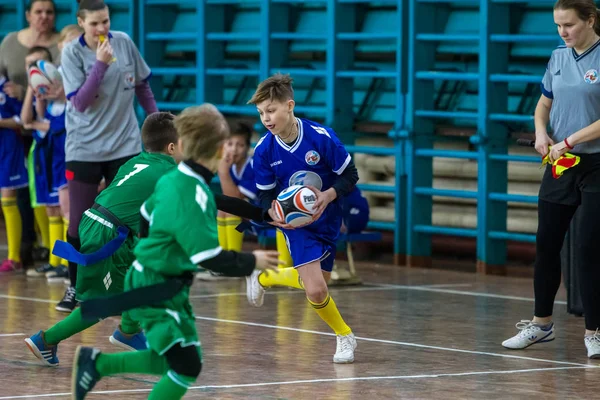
[57,0,158,312]
[503,0,600,359]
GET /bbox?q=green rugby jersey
[94,152,176,235]
[134,162,222,276]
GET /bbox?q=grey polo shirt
[542,41,600,154]
[61,31,151,162]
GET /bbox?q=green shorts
[75,209,137,302]
[123,263,201,357]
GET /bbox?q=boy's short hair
[247,73,294,105]
[231,121,253,147]
[174,104,230,160]
[59,24,83,42]
[27,46,53,63]
[141,112,178,152]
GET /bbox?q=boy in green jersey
[71,104,279,400]
[25,113,184,366]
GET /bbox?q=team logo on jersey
[289,170,323,190]
[124,72,135,87]
[0,92,5,105]
[305,150,320,165]
[584,69,598,84]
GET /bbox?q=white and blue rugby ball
[274,185,317,227]
[28,60,62,95]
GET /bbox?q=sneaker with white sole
[24,330,59,366]
[56,286,78,313]
[502,320,555,349]
[109,327,148,351]
[27,263,55,277]
[585,330,600,359]
[245,269,265,307]
[333,332,357,363]
[46,265,69,282]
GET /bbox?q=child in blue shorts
[0,75,28,273]
[245,73,360,363]
[21,46,70,281]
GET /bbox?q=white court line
[0,295,54,304]
[195,316,591,367]
[189,283,473,299]
[0,366,593,399]
[0,333,25,337]
[366,282,568,305]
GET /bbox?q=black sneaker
[71,346,101,400]
[56,286,78,313]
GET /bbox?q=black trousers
[535,154,600,330]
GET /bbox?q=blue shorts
[32,133,66,206]
[280,204,342,272]
[0,129,28,190]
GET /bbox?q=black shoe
[71,346,101,400]
[56,287,78,313]
[32,246,50,262]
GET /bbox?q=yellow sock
[2,197,22,262]
[225,216,243,252]
[217,216,228,250]
[61,218,69,266]
[308,294,352,336]
[276,229,293,268]
[258,267,304,289]
[34,206,50,249]
[48,216,63,267]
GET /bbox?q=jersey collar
[179,160,213,185]
[275,117,303,153]
[145,151,176,165]
[572,38,600,62]
[231,156,251,180]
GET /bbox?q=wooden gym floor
[0,258,598,399]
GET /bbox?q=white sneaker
[502,320,555,349]
[584,330,600,359]
[333,333,357,364]
[245,270,265,307]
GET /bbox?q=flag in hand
[542,147,580,179]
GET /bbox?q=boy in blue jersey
[0,75,28,273]
[217,122,258,251]
[245,73,360,363]
[20,46,70,282]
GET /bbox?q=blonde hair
[59,24,83,43]
[174,104,230,160]
[247,73,294,105]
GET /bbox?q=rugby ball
[274,185,317,227]
[28,60,61,95]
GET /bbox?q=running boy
[25,112,183,366]
[245,73,360,363]
[70,104,279,400]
